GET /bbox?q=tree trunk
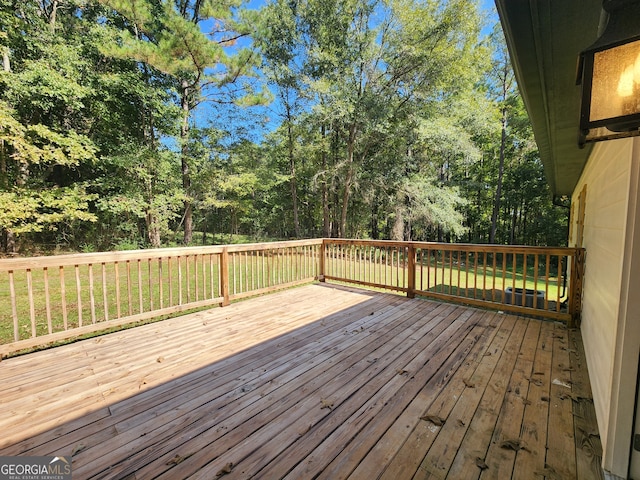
[490,106,507,244]
[392,204,404,241]
[510,205,517,244]
[146,210,161,248]
[49,0,58,32]
[321,124,330,238]
[339,124,357,238]
[180,81,193,245]
[287,112,301,238]
[370,200,379,240]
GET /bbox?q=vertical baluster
[231,253,237,294]
[186,255,191,303]
[397,247,401,289]
[59,266,68,330]
[245,251,249,292]
[501,252,507,304]
[404,246,408,290]
[545,254,550,310]
[482,251,487,301]
[472,251,478,298]
[148,258,153,311]
[419,249,423,291]
[137,260,143,313]
[88,264,96,324]
[26,269,36,337]
[522,254,528,307]
[195,255,199,302]
[178,256,183,305]
[491,253,497,302]
[202,254,206,300]
[159,258,164,309]
[44,267,52,335]
[457,250,462,297]
[102,262,109,322]
[168,257,174,307]
[75,264,83,326]
[390,248,395,287]
[127,260,133,315]
[219,253,224,295]
[533,254,540,309]
[448,250,453,295]
[441,249,446,294]
[465,251,470,297]
[252,251,256,290]
[557,255,564,312]
[426,248,431,292]
[115,262,122,319]
[212,253,216,299]
[511,253,517,305]
[9,271,19,341]
[364,245,368,284]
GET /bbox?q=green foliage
[0,0,566,253]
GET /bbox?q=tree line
[0,0,568,255]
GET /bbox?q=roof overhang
[494,0,603,196]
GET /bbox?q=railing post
[220,248,230,307]
[407,244,416,299]
[319,240,326,282]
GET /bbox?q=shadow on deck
[0,283,602,479]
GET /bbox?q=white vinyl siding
[571,138,634,458]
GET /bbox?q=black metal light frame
[577,0,640,146]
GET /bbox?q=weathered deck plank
[0,284,602,479]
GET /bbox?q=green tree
[99,0,262,244]
[0,1,99,252]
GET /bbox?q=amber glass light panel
[590,39,640,123]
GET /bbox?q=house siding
[571,138,634,459]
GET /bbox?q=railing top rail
[322,238,583,255]
[0,239,323,272]
[0,238,582,272]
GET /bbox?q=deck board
[0,283,602,479]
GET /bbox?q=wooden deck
[0,283,603,479]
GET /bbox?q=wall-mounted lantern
[577,0,640,146]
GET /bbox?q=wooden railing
[0,240,321,356]
[321,239,585,326]
[0,238,585,355]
